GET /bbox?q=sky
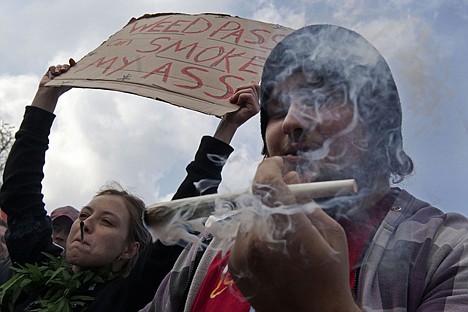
[0,0,467,216]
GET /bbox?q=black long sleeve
[0,106,62,265]
[172,136,234,200]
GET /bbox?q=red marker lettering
[162,19,191,33]
[136,37,171,54]
[74,56,119,74]
[238,55,265,74]
[204,74,244,99]
[181,17,212,34]
[219,29,244,45]
[272,33,288,44]
[157,40,200,60]
[128,15,173,33]
[210,48,246,73]
[142,62,173,82]
[174,66,208,89]
[194,46,225,63]
[106,56,145,76]
[209,21,241,38]
[244,29,269,45]
[106,38,133,47]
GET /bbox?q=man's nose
[282,104,315,141]
[53,228,68,242]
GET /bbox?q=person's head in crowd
[65,184,152,277]
[259,24,413,197]
[51,205,79,250]
[0,218,8,259]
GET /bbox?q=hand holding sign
[47,13,293,116]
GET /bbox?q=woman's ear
[119,241,140,260]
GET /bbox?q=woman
[0,60,259,311]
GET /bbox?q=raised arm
[0,60,75,264]
[172,83,260,200]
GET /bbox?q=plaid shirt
[357,189,468,311]
[142,190,468,312]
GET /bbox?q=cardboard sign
[47,13,294,116]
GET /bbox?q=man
[228,24,468,311]
[50,205,79,251]
[143,24,468,312]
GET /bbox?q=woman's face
[66,194,137,271]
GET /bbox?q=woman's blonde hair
[95,182,151,277]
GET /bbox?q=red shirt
[191,190,395,310]
[341,191,396,288]
[190,251,250,312]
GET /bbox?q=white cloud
[354,17,446,118]
[0,75,39,125]
[220,144,263,194]
[249,0,306,29]
[39,88,221,211]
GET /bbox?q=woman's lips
[74,238,90,246]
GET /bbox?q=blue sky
[0,0,467,215]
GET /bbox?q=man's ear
[262,145,270,158]
[120,241,140,260]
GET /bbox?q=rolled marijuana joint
[80,221,85,243]
[144,179,358,227]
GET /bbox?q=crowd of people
[0,205,79,285]
[1,23,467,312]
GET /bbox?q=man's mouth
[283,147,308,165]
[283,142,324,165]
[284,143,314,157]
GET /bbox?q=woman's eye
[101,219,113,226]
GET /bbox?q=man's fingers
[283,171,300,185]
[304,208,347,251]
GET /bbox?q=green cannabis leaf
[0,253,113,312]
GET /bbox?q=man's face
[264,72,369,183]
[52,217,73,250]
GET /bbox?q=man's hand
[228,156,361,312]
